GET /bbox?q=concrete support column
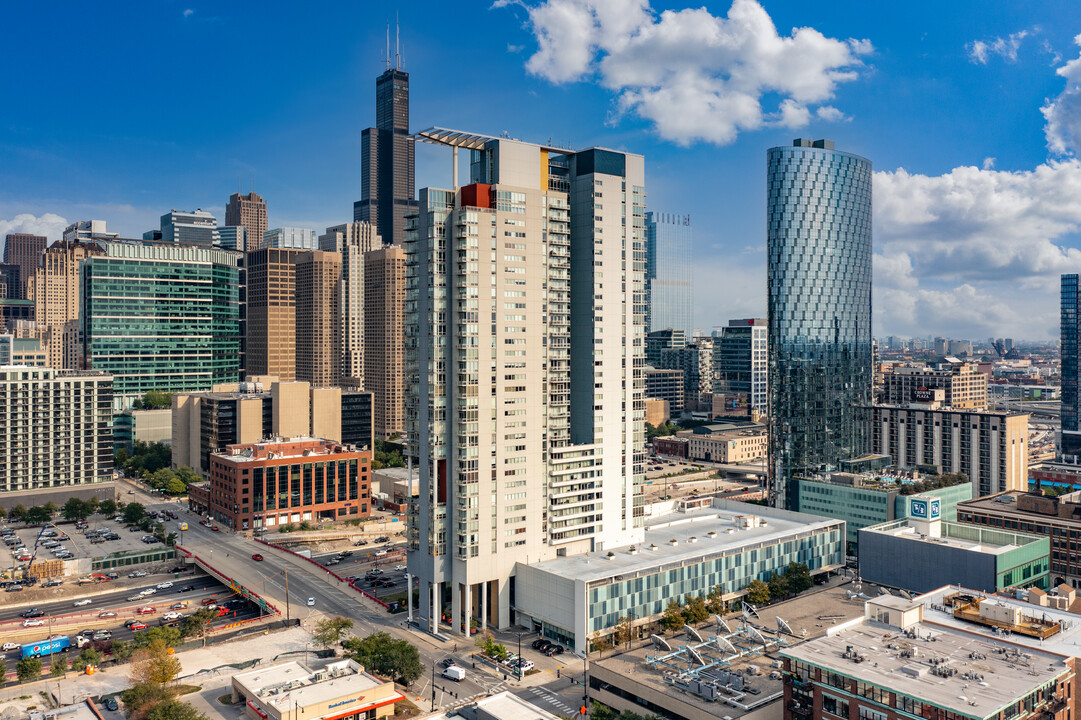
[497,578,511,628]
[480,582,488,633]
[406,574,413,622]
[452,147,459,191]
[451,581,461,636]
[463,582,472,637]
[431,581,440,635]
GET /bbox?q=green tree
[146,701,209,720]
[51,657,67,677]
[342,632,423,685]
[138,626,182,649]
[783,562,813,595]
[62,497,92,523]
[180,609,215,642]
[111,640,134,662]
[659,599,685,631]
[767,573,789,601]
[744,578,770,605]
[613,615,633,649]
[135,391,174,410]
[10,503,27,522]
[175,466,200,486]
[120,683,176,720]
[16,656,41,682]
[682,594,710,625]
[130,638,182,685]
[592,637,613,657]
[72,648,103,671]
[313,616,355,650]
[706,585,725,615]
[165,532,178,547]
[99,499,118,517]
[150,468,177,491]
[164,477,187,495]
[25,505,51,524]
[123,502,147,525]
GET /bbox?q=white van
[442,666,465,682]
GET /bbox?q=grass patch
[217,694,236,705]
[175,685,200,696]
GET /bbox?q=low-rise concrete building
[232,659,401,720]
[645,366,684,417]
[682,421,766,463]
[113,408,172,453]
[513,499,844,654]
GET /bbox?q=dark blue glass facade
[1062,275,1081,454]
[767,141,873,509]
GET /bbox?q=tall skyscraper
[716,318,768,412]
[82,241,241,404]
[364,244,405,439]
[319,222,382,383]
[1062,274,1081,455]
[225,192,267,252]
[160,209,217,246]
[28,239,105,369]
[406,129,646,635]
[246,247,305,381]
[295,250,342,387]
[645,212,693,334]
[353,64,417,245]
[767,139,873,510]
[3,233,47,299]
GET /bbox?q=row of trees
[313,616,424,686]
[743,562,814,605]
[120,635,207,720]
[132,391,173,410]
[373,439,406,470]
[115,440,173,478]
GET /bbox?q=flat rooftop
[783,618,1068,719]
[959,491,1035,512]
[234,660,385,715]
[529,500,842,583]
[861,519,1042,555]
[917,585,1081,658]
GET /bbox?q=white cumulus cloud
[513,0,871,145]
[0,213,68,254]
[1042,34,1081,155]
[966,30,1030,64]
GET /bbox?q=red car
[251,553,264,561]
[129,622,148,631]
[211,526,220,532]
[216,606,230,617]
[136,606,156,615]
[201,597,217,605]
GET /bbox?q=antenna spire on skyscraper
[385,24,391,70]
[395,13,401,69]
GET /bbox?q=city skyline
[3,1,1081,340]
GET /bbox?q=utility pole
[430,661,436,710]
[285,567,290,623]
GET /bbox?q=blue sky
[3,1,1081,340]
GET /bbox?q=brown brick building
[364,245,405,439]
[246,247,304,381]
[3,232,47,300]
[198,438,371,531]
[296,250,342,387]
[225,192,267,252]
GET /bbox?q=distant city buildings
[224,191,267,252]
[3,232,47,299]
[363,244,406,440]
[245,247,305,381]
[715,318,767,412]
[264,227,317,250]
[0,367,114,504]
[62,220,117,243]
[882,357,988,408]
[318,222,382,383]
[81,240,241,404]
[645,327,686,366]
[28,239,104,369]
[659,338,714,411]
[215,226,246,252]
[645,211,692,335]
[644,366,684,418]
[160,209,217,246]
[295,250,342,387]
[354,64,416,246]
[767,139,873,510]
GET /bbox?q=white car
[156,581,173,589]
[306,597,316,606]
[2,641,19,651]
[22,619,45,627]
[162,612,182,621]
[394,564,407,571]
[139,589,157,596]
[73,599,92,607]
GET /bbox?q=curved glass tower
[767,139,873,510]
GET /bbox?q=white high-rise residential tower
[405,129,647,636]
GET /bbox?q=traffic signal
[580,706,588,716]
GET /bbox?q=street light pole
[285,567,290,623]
[430,661,436,710]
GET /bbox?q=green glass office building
[82,241,241,404]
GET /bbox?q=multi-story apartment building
[768,139,873,510]
[172,380,374,475]
[645,327,685,366]
[644,211,692,335]
[957,490,1081,588]
[246,247,305,381]
[224,192,266,252]
[659,338,714,410]
[0,366,114,504]
[295,250,342,388]
[27,239,104,369]
[264,227,317,250]
[715,317,767,412]
[354,65,417,245]
[0,336,47,366]
[883,358,988,408]
[364,244,406,439]
[160,209,217,246]
[867,401,1028,497]
[318,222,382,383]
[215,226,246,252]
[644,366,684,417]
[0,264,19,300]
[3,233,47,300]
[81,240,241,403]
[406,129,646,636]
[195,438,372,531]
[782,592,1077,720]
[1062,275,1081,455]
[62,220,117,243]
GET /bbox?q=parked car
[128,570,147,578]
[5,585,23,592]
[375,536,390,543]
[43,580,62,587]
[106,572,120,579]
[544,644,564,656]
